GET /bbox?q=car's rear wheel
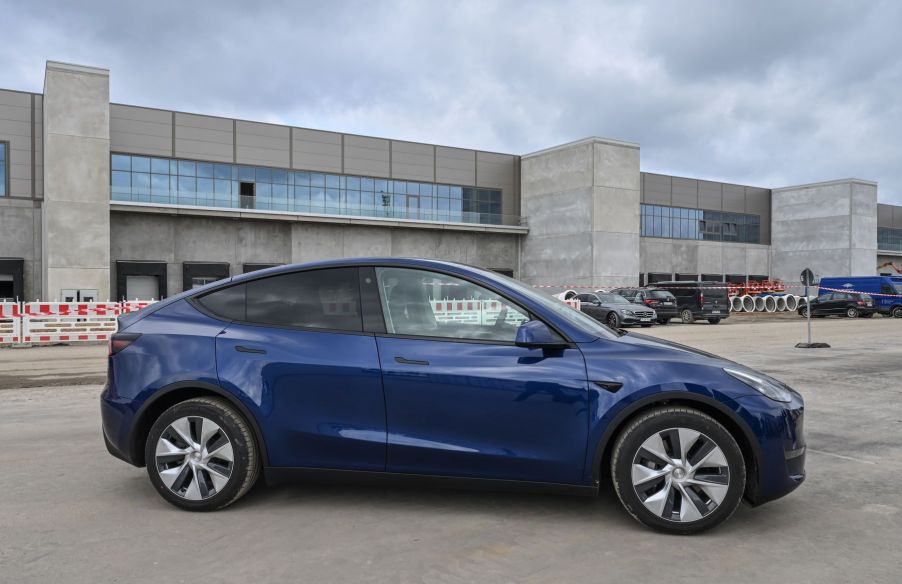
[606,312,620,329]
[846,307,859,318]
[611,406,746,535]
[680,309,694,324]
[800,307,810,318]
[892,306,902,319]
[145,397,260,511]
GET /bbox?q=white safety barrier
[0,302,22,344]
[121,300,157,314]
[430,300,532,326]
[21,302,121,344]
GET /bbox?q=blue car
[101,258,805,534]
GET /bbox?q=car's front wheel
[846,307,859,318]
[611,406,746,534]
[606,312,620,329]
[145,397,260,511]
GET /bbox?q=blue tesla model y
[101,258,805,534]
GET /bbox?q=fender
[589,390,763,485]
[128,380,270,467]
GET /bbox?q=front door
[372,267,590,485]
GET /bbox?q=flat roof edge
[45,61,109,77]
[522,136,640,159]
[772,178,878,192]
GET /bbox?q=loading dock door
[0,258,24,301]
[116,261,168,301]
[126,276,160,300]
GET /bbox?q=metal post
[805,284,811,345]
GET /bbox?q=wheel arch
[128,381,269,468]
[591,392,761,500]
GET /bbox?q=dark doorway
[726,274,746,284]
[183,262,230,291]
[116,261,167,301]
[676,273,698,281]
[240,182,255,209]
[0,258,25,301]
[701,273,723,282]
[491,268,514,277]
[647,272,672,284]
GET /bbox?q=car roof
[228,257,475,284]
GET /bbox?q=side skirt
[264,467,599,497]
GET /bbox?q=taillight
[700,292,705,304]
[857,301,866,306]
[109,332,141,356]
[644,299,657,305]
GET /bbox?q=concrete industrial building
[1,61,901,302]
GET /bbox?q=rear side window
[197,284,246,321]
[245,268,362,331]
[647,290,673,299]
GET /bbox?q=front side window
[0,142,7,197]
[375,267,529,342]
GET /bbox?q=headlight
[621,309,634,316]
[724,367,792,403]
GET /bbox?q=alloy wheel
[607,313,619,329]
[680,309,693,324]
[631,428,730,523]
[846,308,859,318]
[155,416,234,500]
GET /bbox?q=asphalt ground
[1,314,900,583]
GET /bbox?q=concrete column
[42,61,111,301]
[770,179,877,282]
[520,137,641,288]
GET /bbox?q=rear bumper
[100,380,140,466]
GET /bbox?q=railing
[111,192,527,227]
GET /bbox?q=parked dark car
[652,281,730,324]
[798,292,875,318]
[611,288,679,325]
[102,258,806,534]
[576,292,657,328]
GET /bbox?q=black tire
[707,318,721,324]
[680,309,694,324]
[145,397,260,511]
[799,307,809,318]
[657,318,670,325]
[611,406,746,535]
[846,307,859,318]
[606,312,620,329]
[891,306,902,319]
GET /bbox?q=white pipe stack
[764,295,777,312]
[775,295,787,312]
[785,295,799,311]
[754,296,766,312]
[730,296,743,312]
[741,295,755,312]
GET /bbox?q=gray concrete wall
[0,198,41,299]
[640,238,770,280]
[520,137,641,288]
[110,210,519,296]
[42,62,111,300]
[771,179,878,282]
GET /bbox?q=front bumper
[733,392,806,506]
[619,312,658,326]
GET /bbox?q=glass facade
[110,153,509,225]
[878,227,902,251]
[0,142,7,197]
[640,204,761,243]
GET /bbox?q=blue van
[818,276,902,318]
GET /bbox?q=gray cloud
[2,0,901,203]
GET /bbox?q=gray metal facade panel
[292,128,342,172]
[641,172,671,205]
[745,187,771,244]
[343,135,390,177]
[236,120,290,167]
[722,183,745,212]
[0,90,33,198]
[391,141,434,181]
[671,177,698,208]
[174,112,234,163]
[476,151,516,189]
[33,95,42,198]
[697,180,723,211]
[435,145,476,185]
[877,203,893,228]
[110,104,172,157]
[894,205,902,229]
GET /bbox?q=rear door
[208,267,387,471]
[702,285,729,317]
[372,267,590,484]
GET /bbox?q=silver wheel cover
[155,416,234,500]
[631,427,730,523]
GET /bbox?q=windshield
[483,270,618,340]
[598,293,631,304]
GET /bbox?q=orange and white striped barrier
[21,302,121,344]
[0,302,22,344]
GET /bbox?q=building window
[640,204,761,244]
[110,153,506,226]
[0,142,7,197]
[878,227,902,252]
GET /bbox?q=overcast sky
[3,0,901,204]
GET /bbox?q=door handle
[395,356,429,366]
[235,345,267,354]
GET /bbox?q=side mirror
[515,320,569,349]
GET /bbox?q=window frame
[0,141,8,198]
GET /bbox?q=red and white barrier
[121,300,156,314]
[0,303,22,344]
[21,302,121,344]
[431,300,531,326]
